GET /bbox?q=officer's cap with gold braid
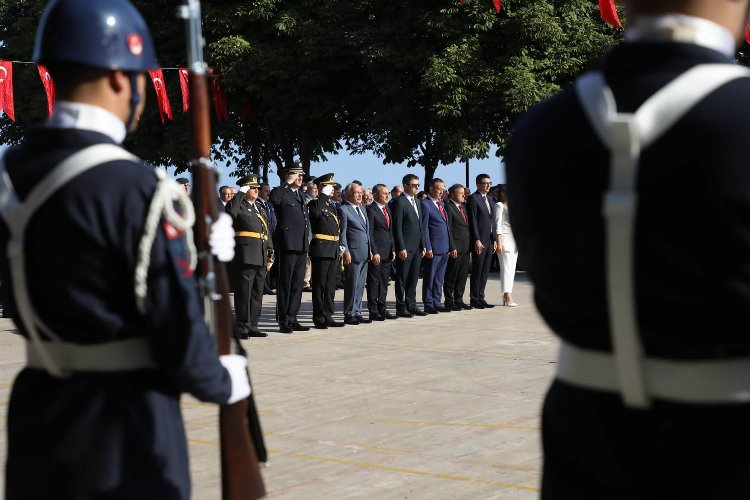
[237,174,261,188]
[285,162,304,176]
[314,173,335,186]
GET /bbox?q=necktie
[483,194,490,213]
[458,204,467,224]
[356,205,366,224]
[437,201,446,221]
[382,206,390,228]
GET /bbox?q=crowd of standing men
[219,164,516,337]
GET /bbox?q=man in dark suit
[366,184,397,321]
[444,184,472,311]
[270,163,310,333]
[226,174,272,338]
[391,173,427,317]
[307,173,345,329]
[421,178,452,314]
[507,1,750,497]
[339,183,372,325]
[467,173,497,309]
[258,182,277,295]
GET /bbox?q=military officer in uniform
[1,1,249,498]
[307,173,345,329]
[226,174,273,338]
[507,0,750,497]
[176,176,190,193]
[270,163,311,333]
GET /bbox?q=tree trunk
[423,162,438,189]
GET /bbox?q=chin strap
[125,72,142,131]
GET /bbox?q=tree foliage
[0,0,623,184]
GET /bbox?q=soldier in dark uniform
[226,174,273,338]
[1,1,249,499]
[269,163,311,333]
[507,0,750,497]
[307,173,345,329]
[176,176,190,193]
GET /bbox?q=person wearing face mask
[507,0,750,497]
[0,1,246,498]
[269,163,311,333]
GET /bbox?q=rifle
[178,1,267,498]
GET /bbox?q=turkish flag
[37,64,55,117]
[178,68,190,112]
[0,61,15,121]
[148,69,174,123]
[210,71,229,122]
[493,0,502,13]
[599,0,622,28]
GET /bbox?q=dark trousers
[444,251,470,306]
[231,263,266,333]
[470,246,493,303]
[421,252,448,310]
[395,251,422,312]
[277,251,307,326]
[366,259,393,315]
[311,257,338,324]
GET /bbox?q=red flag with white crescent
[0,61,15,122]
[493,0,502,14]
[37,64,55,117]
[148,69,174,123]
[599,0,622,28]
[210,70,229,122]
[178,67,190,112]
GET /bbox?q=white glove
[239,185,250,193]
[321,185,334,196]
[219,354,251,405]
[210,212,236,262]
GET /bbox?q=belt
[236,231,268,240]
[26,338,157,373]
[557,341,750,404]
[313,233,339,241]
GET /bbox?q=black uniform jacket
[1,128,231,500]
[226,194,273,267]
[269,183,310,253]
[391,194,423,253]
[308,193,340,259]
[466,191,496,247]
[507,41,750,360]
[445,201,470,254]
[367,202,395,260]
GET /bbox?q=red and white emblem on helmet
[127,34,143,56]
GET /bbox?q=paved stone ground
[0,272,558,499]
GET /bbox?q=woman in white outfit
[493,185,518,306]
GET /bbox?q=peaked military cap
[315,173,335,186]
[285,162,304,175]
[237,174,261,188]
[176,177,189,185]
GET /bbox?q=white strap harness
[557,64,750,407]
[0,144,196,377]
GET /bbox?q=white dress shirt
[46,101,127,144]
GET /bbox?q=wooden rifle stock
[179,1,266,498]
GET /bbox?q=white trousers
[500,232,518,294]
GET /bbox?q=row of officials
[224,165,503,337]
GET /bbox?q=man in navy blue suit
[467,173,497,309]
[339,183,372,325]
[421,178,452,314]
[391,174,427,317]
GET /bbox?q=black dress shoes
[470,301,485,309]
[370,313,386,322]
[356,316,372,324]
[451,304,463,311]
[411,309,428,316]
[314,322,328,329]
[248,329,268,337]
[291,322,310,331]
[344,317,360,325]
[460,302,473,310]
[424,308,439,314]
[397,310,413,318]
[382,312,398,320]
[279,325,294,334]
[481,301,495,309]
[326,319,345,327]
[438,306,452,313]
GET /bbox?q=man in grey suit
[339,183,372,325]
